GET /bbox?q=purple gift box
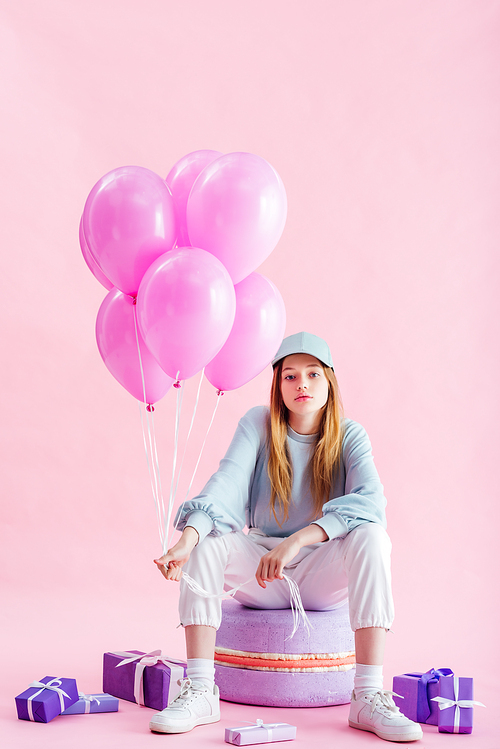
[103,650,186,711]
[15,676,79,723]
[431,675,485,734]
[393,668,453,724]
[61,692,119,715]
[225,720,296,746]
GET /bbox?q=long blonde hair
[267,358,344,525]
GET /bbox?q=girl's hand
[255,524,328,589]
[255,538,300,589]
[154,527,199,582]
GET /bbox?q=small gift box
[15,676,79,723]
[61,692,119,715]
[225,719,296,746]
[103,650,186,711]
[431,675,485,734]
[392,668,453,725]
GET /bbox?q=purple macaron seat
[215,599,355,707]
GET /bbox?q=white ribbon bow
[230,718,281,743]
[431,677,486,733]
[113,650,185,706]
[77,692,101,714]
[27,678,70,721]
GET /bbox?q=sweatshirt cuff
[184,510,214,544]
[312,511,349,540]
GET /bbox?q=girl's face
[280,354,330,421]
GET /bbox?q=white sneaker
[149,678,220,734]
[349,689,423,742]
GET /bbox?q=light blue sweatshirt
[176,405,387,543]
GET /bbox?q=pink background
[1,1,498,747]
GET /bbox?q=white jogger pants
[179,522,395,631]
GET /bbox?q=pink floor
[2,593,495,749]
[2,585,495,749]
[1,690,496,749]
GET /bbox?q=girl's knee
[349,522,392,557]
[184,533,228,571]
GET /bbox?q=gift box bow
[431,676,485,733]
[229,718,289,742]
[77,692,101,714]
[404,667,454,722]
[26,678,71,721]
[112,650,185,706]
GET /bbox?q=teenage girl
[151,332,422,743]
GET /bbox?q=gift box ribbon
[78,692,101,714]
[26,678,70,721]
[404,667,454,722]
[431,676,486,733]
[230,718,282,743]
[112,650,185,706]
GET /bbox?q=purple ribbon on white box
[431,676,485,733]
[78,692,101,714]
[26,678,70,721]
[113,650,185,706]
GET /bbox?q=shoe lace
[368,690,403,719]
[171,677,205,705]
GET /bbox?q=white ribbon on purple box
[78,692,102,714]
[431,676,485,733]
[26,678,70,722]
[113,650,185,706]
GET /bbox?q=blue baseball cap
[272,332,334,370]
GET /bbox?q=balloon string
[181,571,252,599]
[181,572,311,638]
[171,368,205,515]
[149,412,165,548]
[134,307,166,550]
[169,392,222,550]
[285,574,312,639]
[150,408,167,546]
[131,308,220,556]
[166,375,183,550]
[133,304,147,407]
[137,403,163,549]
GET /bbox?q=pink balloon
[96,288,174,404]
[205,273,286,391]
[79,216,114,290]
[165,150,222,247]
[83,166,176,296]
[186,152,287,284]
[137,247,236,381]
